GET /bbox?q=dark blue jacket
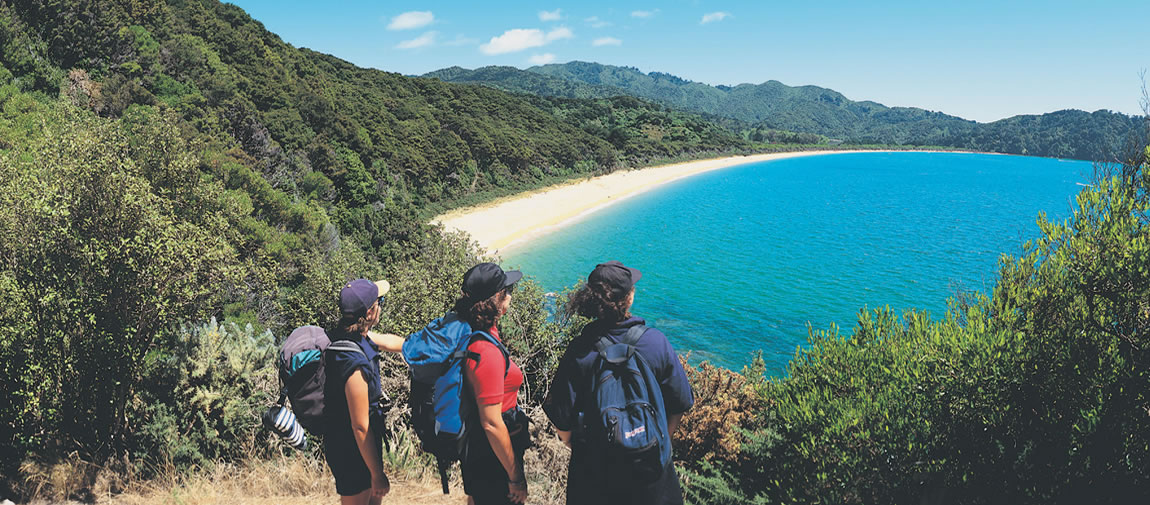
[544,316,694,505]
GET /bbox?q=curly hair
[566,281,633,323]
[454,287,509,330]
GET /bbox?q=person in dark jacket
[544,261,694,505]
[324,278,405,505]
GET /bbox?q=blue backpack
[587,324,672,485]
[402,312,508,494]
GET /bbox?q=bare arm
[367,331,405,353]
[345,371,389,498]
[556,429,572,449]
[475,402,519,480]
[465,362,527,504]
[668,412,684,439]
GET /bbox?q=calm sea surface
[503,152,1091,373]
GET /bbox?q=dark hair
[566,281,632,323]
[337,305,377,336]
[454,286,510,330]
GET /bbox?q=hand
[507,478,527,504]
[371,471,390,499]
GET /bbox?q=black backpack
[585,325,672,484]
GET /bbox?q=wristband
[508,478,526,485]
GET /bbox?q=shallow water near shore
[503,152,1091,373]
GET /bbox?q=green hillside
[429,61,1143,160]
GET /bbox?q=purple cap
[588,260,642,298]
[339,279,390,315]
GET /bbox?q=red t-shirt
[463,327,522,412]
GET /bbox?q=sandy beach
[433,150,863,254]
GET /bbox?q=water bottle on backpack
[262,405,308,450]
[262,325,367,449]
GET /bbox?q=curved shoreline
[432,150,948,255]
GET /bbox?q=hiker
[323,278,405,505]
[453,263,530,505]
[543,261,694,505]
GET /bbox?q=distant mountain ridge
[426,62,1144,161]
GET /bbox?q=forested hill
[423,65,625,100]
[429,62,1144,161]
[0,1,750,216]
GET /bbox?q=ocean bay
[504,152,1091,372]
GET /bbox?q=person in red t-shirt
[454,263,530,505]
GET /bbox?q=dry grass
[21,453,465,505]
[520,405,570,505]
[16,417,574,505]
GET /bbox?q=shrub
[675,354,769,466]
[129,318,278,475]
[0,99,242,488]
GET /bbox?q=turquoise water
[503,152,1091,373]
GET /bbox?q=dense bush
[0,97,242,478]
[675,354,770,466]
[129,318,278,474]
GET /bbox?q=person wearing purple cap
[323,278,405,505]
[544,261,695,505]
[451,262,530,505]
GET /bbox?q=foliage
[529,94,751,167]
[0,97,243,487]
[129,318,278,475]
[674,354,769,466]
[500,279,570,405]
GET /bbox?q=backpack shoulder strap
[619,324,648,346]
[326,340,367,358]
[594,324,647,356]
[453,331,511,377]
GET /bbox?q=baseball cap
[461,263,522,303]
[339,278,390,315]
[588,260,642,298]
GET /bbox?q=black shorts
[323,426,383,496]
[461,408,532,504]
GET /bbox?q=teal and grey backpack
[264,325,365,447]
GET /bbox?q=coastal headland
[434,150,865,254]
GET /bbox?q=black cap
[461,263,522,303]
[588,260,642,298]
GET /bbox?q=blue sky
[228,0,1148,123]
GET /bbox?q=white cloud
[701,11,731,24]
[631,9,659,18]
[584,16,611,28]
[396,31,437,49]
[480,29,546,54]
[539,9,561,21]
[545,26,573,41]
[387,11,434,30]
[529,53,556,64]
[480,26,573,55]
[592,37,621,47]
